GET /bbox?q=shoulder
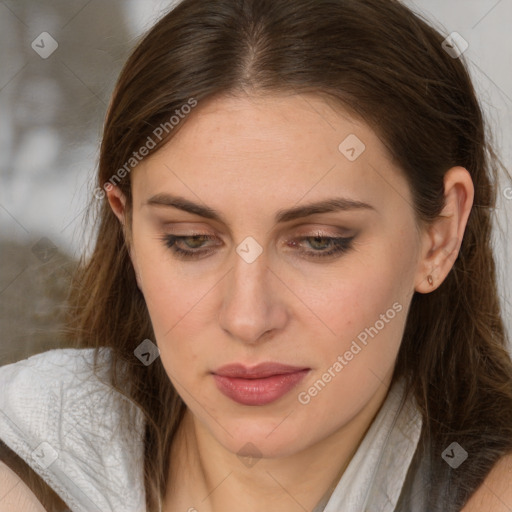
[0,347,146,512]
[0,439,69,511]
[0,347,108,391]
[0,347,113,431]
[0,461,46,512]
[0,346,108,382]
[461,453,512,511]
[0,347,143,451]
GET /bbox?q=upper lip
[213,363,310,379]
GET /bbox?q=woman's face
[122,93,427,458]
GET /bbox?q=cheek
[137,262,210,395]
[312,247,412,350]
[138,266,209,365]
[304,279,405,396]
[293,269,409,428]
[130,226,204,355]
[298,231,416,403]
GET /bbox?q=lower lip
[212,370,309,406]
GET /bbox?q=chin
[211,418,312,460]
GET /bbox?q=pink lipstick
[212,363,310,406]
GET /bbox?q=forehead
[157,92,378,164]
[132,93,411,218]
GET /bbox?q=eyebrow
[145,193,375,224]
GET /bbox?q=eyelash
[159,232,355,260]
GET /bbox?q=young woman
[1,0,511,511]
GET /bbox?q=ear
[105,183,127,225]
[105,184,144,291]
[414,166,474,293]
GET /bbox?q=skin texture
[461,454,512,511]
[0,462,46,512]
[107,92,475,511]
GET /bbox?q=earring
[427,275,434,286]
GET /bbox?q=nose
[218,249,289,345]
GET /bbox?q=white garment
[0,348,423,512]
[0,348,146,512]
[324,373,423,511]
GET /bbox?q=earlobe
[415,166,474,294]
[415,231,461,293]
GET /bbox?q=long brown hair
[66,0,512,510]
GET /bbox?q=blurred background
[0,0,511,365]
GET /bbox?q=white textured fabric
[0,348,146,512]
[0,348,422,512]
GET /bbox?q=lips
[214,362,308,378]
[212,363,310,406]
